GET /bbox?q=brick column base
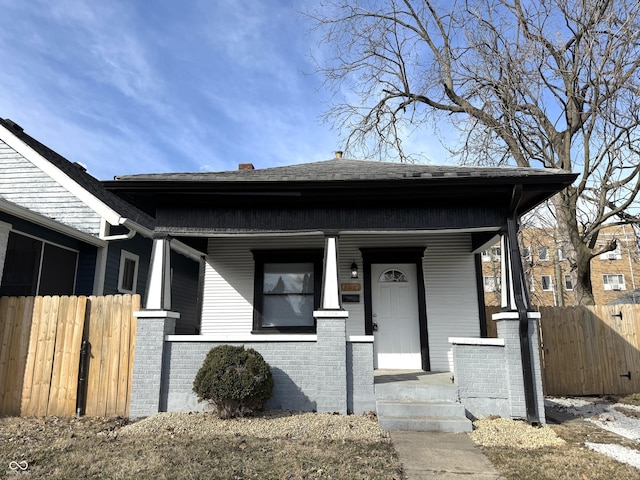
[129,310,179,418]
[314,310,349,414]
[493,311,545,423]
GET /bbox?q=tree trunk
[553,188,596,305]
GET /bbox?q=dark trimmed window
[252,249,323,333]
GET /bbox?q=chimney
[239,163,255,170]
[335,151,343,159]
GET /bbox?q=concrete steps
[375,373,472,433]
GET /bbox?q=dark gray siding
[103,234,152,301]
[171,251,202,335]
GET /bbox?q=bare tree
[306,0,640,304]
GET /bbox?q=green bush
[193,345,274,419]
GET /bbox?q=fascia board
[0,124,122,225]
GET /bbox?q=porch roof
[105,158,577,220]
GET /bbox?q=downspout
[506,185,538,424]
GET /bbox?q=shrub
[193,345,274,419]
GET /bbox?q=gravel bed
[119,410,388,442]
[469,417,566,449]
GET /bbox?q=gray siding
[0,139,101,236]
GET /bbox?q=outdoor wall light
[351,261,359,279]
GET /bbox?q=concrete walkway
[390,431,504,479]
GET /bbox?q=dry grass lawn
[476,416,640,480]
[0,414,402,480]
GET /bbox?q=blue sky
[0,0,450,180]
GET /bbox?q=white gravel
[545,396,640,469]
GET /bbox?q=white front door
[371,263,422,369]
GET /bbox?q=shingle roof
[114,158,570,184]
[0,118,154,230]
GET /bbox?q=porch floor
[374,370,454,386]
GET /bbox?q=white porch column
[145,235,172,310]
[0,220,12,285]
[314,233,349,414]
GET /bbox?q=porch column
[0,220,11,285]
[499,188,540,424]
[145,235,172,310]
[314,234,349,414]
[130,235,180,418]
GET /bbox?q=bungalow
[106,156,576,430]
[0,118,202,335]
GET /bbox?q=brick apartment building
[482,225,640,307]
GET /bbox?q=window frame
[603,274,626,291]
[118,250,139,294]
[483,275,500,292]
[563,274,574,291]
[252,249,323,333]
[538,245,549,261]
[600,247,622,260]
[541,275,553,291]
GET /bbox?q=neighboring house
[482,225,640,306]
[0,118,203,334]
[106,156,576,427]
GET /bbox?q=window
[603,274,626,291]
[557,248,565,261]
[541,275,553,291]
[522,246,531,262]
[118,250,139,293]
[380,269,408,283]
[253,250,322,333]
[538,246,549,261]
[0,231,77,296]
[564,275,573,291]
[600,247,622,260]
[481,246,500,262]
[483,276,501,292]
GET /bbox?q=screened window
[0,231,77,296]
[253,250,322,333]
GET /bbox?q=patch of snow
[546,397,640,442]
[546,396,640,470]
[586,443,640,470]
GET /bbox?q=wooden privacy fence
[485,304,640,396]
[0,295,139,418]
